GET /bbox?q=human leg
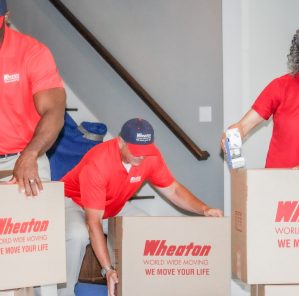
[0,154,20,181]
[58,198,90,296]
[36,154,51,181]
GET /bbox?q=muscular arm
[155,181,223,217]
[12,87,66,196]
[221,108,264,151]
[85,208,118,296]
[27,87,66,155]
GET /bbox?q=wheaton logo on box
[275,201,299,222]
[0,218,49,235]
[231,169,299,284]
[142,239,213,277]
[0,216,52,260]
[273,201,299,249]
[0,182,66,291]
[108,217,230,296]
[143,240,211,257]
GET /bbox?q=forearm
[10,88,66,196]
[24,87,66,157]
[173,185,209,215]
[85,209,118,295]
[229,109,264,139]
[22,109,65,157]
[88,221,112,269]
[11,105,64,195]
[161,182,209,215]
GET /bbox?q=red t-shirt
[0,26,64,154]
[62,138,175,218]
[252,74,299,168]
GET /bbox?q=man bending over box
[60,118,223,296]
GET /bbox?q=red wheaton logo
[143,240,211,256]
[275,201,299,222]
[0,218,49,235]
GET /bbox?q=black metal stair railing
[49,0,209,160]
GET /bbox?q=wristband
[100,265,115,278]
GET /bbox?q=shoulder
[10,28,45,48]
[148,148,168,168]
[258,74,291,95]
[84,138,119,164]
[10,28,52,59]
[270,74,293,86]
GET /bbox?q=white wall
[223,0,299,295]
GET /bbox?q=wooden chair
[78,244,106,284]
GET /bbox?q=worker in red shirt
[0,0,66,196]
[61,118,223,296]
[221,29,299,168]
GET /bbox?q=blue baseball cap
[0,0,7,16]
[120,118,159,156]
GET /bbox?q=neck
[0,25,5,48]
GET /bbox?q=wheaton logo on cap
[136,132,152,143]
[120,118,158,156]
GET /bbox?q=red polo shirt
[252,74,299,168]
[62,138,175,219]
[0,25,64,154]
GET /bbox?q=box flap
[231,168,248,282]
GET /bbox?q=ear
[4,11,10,24]
[118,136,125,149]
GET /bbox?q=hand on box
[203,208,224,217]
[8,152,43,197]
[107,269,118,296]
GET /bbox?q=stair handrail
[49,0,209,160]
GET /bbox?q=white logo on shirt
[130,176,141,183]
[3,73,20,83]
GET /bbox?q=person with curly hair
[221,29,299,168]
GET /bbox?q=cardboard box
[251,284,299,296]
[0,288,34,296]
[232,169,299,284]
[108,216,230,296]
[0,182,66,290]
